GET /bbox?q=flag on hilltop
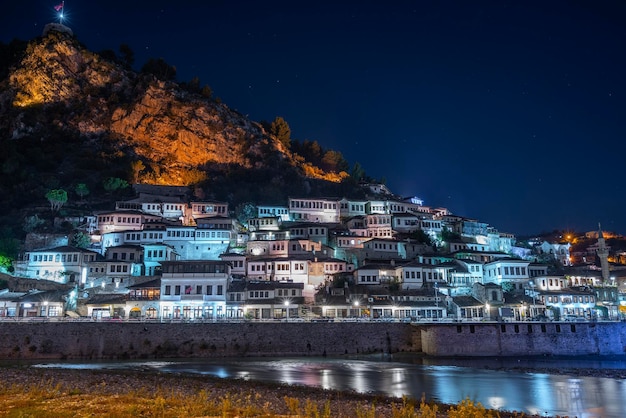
[54,2,64,11]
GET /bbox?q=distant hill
[0,28,364,244]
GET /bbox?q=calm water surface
[29,355,626,418]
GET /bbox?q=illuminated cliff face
[4,31,346,186]
[10,32,125,108]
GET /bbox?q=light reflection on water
[30,355,626,418]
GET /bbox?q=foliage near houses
[70,232,91,248]
[102,177,129,193]
[45,189,68,211]
[74,183,89,201]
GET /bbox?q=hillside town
[1,182,623,323]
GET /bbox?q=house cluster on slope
[2,183,622,322]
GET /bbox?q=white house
[361,238,407,261]
[159,260,229,320]
[288,197,340,223]
[339,198,368,219]
[14,246,101,285]
[283,222,331,246]
[220,252,247,277]
[392,213,422,234]
[353,263,400,286]
[257,205,290,221]
[444,259,484,293]
[188,200,229,220]
[240,281,304,320]
[248,216,281,232]
[96,210,161,234]
[364,213,393,238]
[537,241,572,266]
[245,256,310,285]
[483,259,531,290]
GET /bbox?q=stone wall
[1,321,625,360]
[0,322,417,360]
[419,322,626,356]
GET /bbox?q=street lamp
[434,282,439,320]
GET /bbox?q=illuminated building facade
[159,260,229,320]
[14,246,101,284]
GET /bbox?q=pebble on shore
[0,365,548,417]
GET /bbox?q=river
[30,354,626,417]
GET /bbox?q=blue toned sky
[2,1,626,236]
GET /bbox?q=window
[217,285,223,295]
[165,285,171,295]
[175,285,181,295]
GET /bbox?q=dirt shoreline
[0,365,545,417]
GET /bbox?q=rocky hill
[0,28,357,242]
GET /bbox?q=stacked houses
[4,183,621,321]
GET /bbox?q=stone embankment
[0,321,417,360]
[1,320,625,360]
[418,321,626,356]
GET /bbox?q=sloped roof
[18,289,68,303]
[28,245,100,255]
[451,295,483,307]
[127,278,161,289]
[85,293,127,305]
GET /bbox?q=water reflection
[30,356,626,418]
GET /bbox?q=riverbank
[0,366,537,417]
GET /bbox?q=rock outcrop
[1,30,345,186]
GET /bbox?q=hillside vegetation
[0,29,372,256]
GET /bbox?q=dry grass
[0,367,542,417]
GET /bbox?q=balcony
[180,294,205,301]
[127,295,160,301]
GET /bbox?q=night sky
[2,1,626,237]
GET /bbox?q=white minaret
[596,223,610,283]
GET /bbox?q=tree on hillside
[321,150,349,173]
[235,202,258,227]
[103,177,129,193]
[270,117,291,149]
[130,160,145,184]
[200,85,213,99]
[75,183,89,201]
[0,39,28,80]
[409,229,434,247]
[350,162,366,182]
[441,226,461,242]
[184,76,201,94]
[45,189,67,211]
[23,215,45,233]
[119,43,134,68]
[291,139,324,166]
[141,58,176,81]
[501,282,515,293]
[98,49,117,62]
[70,232,91,249]
[0,228,19,273]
